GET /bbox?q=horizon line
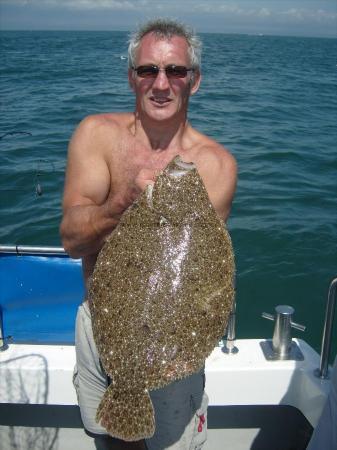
[1,28,336,40]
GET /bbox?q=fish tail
[96,383,155,441]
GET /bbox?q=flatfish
[89,156,235,441]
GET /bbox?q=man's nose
[152,69,170,90]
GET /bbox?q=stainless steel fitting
[261,305,305,360]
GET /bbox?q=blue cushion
[0,253,85,344]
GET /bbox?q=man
[60,19,237,450]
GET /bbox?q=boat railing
[222,301,239,354]
[315,276,337,379]
[0,245,66,255]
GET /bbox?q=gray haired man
[61,18,237,450]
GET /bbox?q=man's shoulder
[76,112,133,136]
[187,129,236,173]
[68,112,134,159]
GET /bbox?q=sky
[0,0,336,38]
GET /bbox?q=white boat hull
[0,338,329,450]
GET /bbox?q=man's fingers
[135,168,159,191]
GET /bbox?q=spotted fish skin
[89,156,235,441]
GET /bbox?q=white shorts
[73,301,209,450]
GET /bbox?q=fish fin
[168,156,196,177]
[96,383,155,441]
[146,183,154,208]
[173,155,196,171]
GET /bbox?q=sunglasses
[133,65,194,79]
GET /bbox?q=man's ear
[128,68,136,91]
[190,70,201,95]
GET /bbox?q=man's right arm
[60,115,157,259]
[60,116,126,259]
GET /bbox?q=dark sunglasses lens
[166,66,188,78]
[135,65,190,78]
[136,66,158,78]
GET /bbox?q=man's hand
[104,167,158,217]
[135,167,158,190]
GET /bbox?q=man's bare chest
[106,140,182,186]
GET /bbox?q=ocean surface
[1,31,336,358]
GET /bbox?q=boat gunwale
[0,245,66,256]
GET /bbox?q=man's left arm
[197,146,237,221]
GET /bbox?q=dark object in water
[89,156,235,441]
[0,131,32,140]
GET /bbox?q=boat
[0,245,335,450]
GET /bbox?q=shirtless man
[60,19,237,450]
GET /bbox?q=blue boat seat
[0,253,85,344]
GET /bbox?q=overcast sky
[1,0,336,37]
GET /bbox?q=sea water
[1,31,336,357]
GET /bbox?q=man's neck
[133,112,188,152]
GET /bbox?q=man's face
[129,33,200,123]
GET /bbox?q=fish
[88,156,235,441]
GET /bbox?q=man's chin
[143,106,181,123]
